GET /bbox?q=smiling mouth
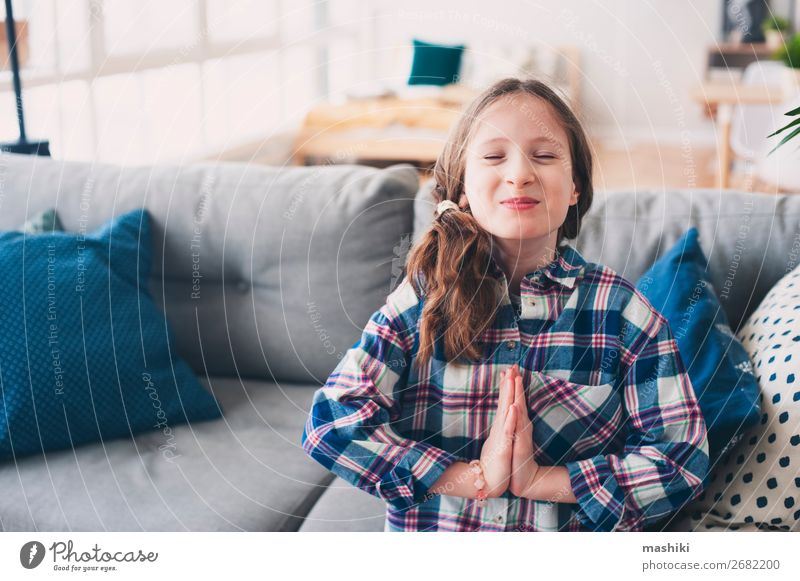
[501,198,540,210]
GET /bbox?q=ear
[458,193,468,209]
[569,184,579,206]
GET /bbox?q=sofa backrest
[0,153,419,383]
[414,181,800,332]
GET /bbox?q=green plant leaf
[768,125,800,155]
[767,116,800,137]
[785,105,800,116]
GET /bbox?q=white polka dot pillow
[672,263,800,532]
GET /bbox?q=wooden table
[292,85,480,167]
[690,81,788,188]
[705,43,776,79]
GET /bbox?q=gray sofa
[1,152,798,532]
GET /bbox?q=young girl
[301,77,709,532]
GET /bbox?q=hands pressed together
[479,364,541,498]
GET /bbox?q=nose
[504,152,536,189]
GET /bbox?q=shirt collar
[488,242,586,290]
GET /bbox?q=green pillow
[20,208,64,234]
[408,38,464,86]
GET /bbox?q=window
[1,0,372,163]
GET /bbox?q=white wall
[368,0,726,146]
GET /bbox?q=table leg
[716,103,732,189]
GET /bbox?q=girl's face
[461,93,579,245]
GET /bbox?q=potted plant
[763,15,791,49]
[767,101,800,155]
[765,30,800,156]
[773,32,800,82]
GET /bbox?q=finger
[517,404,531,437]
[504,366,520,411]
[506,365,515,383]
[511,366,521,389]
[497,370,509,412]
[516,404,527,435]
[498,367,514,412]
[491,372,511,435]
[513,377,531,429]
[515,376,525,413]
[504,405,517,440]
[515,384,527,434]
[521,405,535,438]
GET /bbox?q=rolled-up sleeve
[301,277,457,513]
[565,293,709,531]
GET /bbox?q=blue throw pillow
[636,228,760,472]
[0,209,221,461]
[408,38,464,86]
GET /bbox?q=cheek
[462,192,503,232]
[542,172,575,207]
[464,164,494,191]
[469,200,500,231]
[463,167,499,207]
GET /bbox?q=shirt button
[532,276,541,283]
[494,514,505,523]
[527,298,536,306]
[506,340,516,350]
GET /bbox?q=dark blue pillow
[0,209,221,461]
[408,38,464,86]
[636,227,760,472]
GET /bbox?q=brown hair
[406,77,594,368]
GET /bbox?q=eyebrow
[476,136,562,147]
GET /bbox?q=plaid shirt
[301,243,709,531]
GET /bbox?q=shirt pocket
[527,371,625,464]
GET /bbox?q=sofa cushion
[669,263,800,531]
[0,153,420,383]
[299,476,386,532]
[0,209,221,461]
[0,378,333,531]
[636,227,760,467]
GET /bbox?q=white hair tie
[436,200,460,217]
